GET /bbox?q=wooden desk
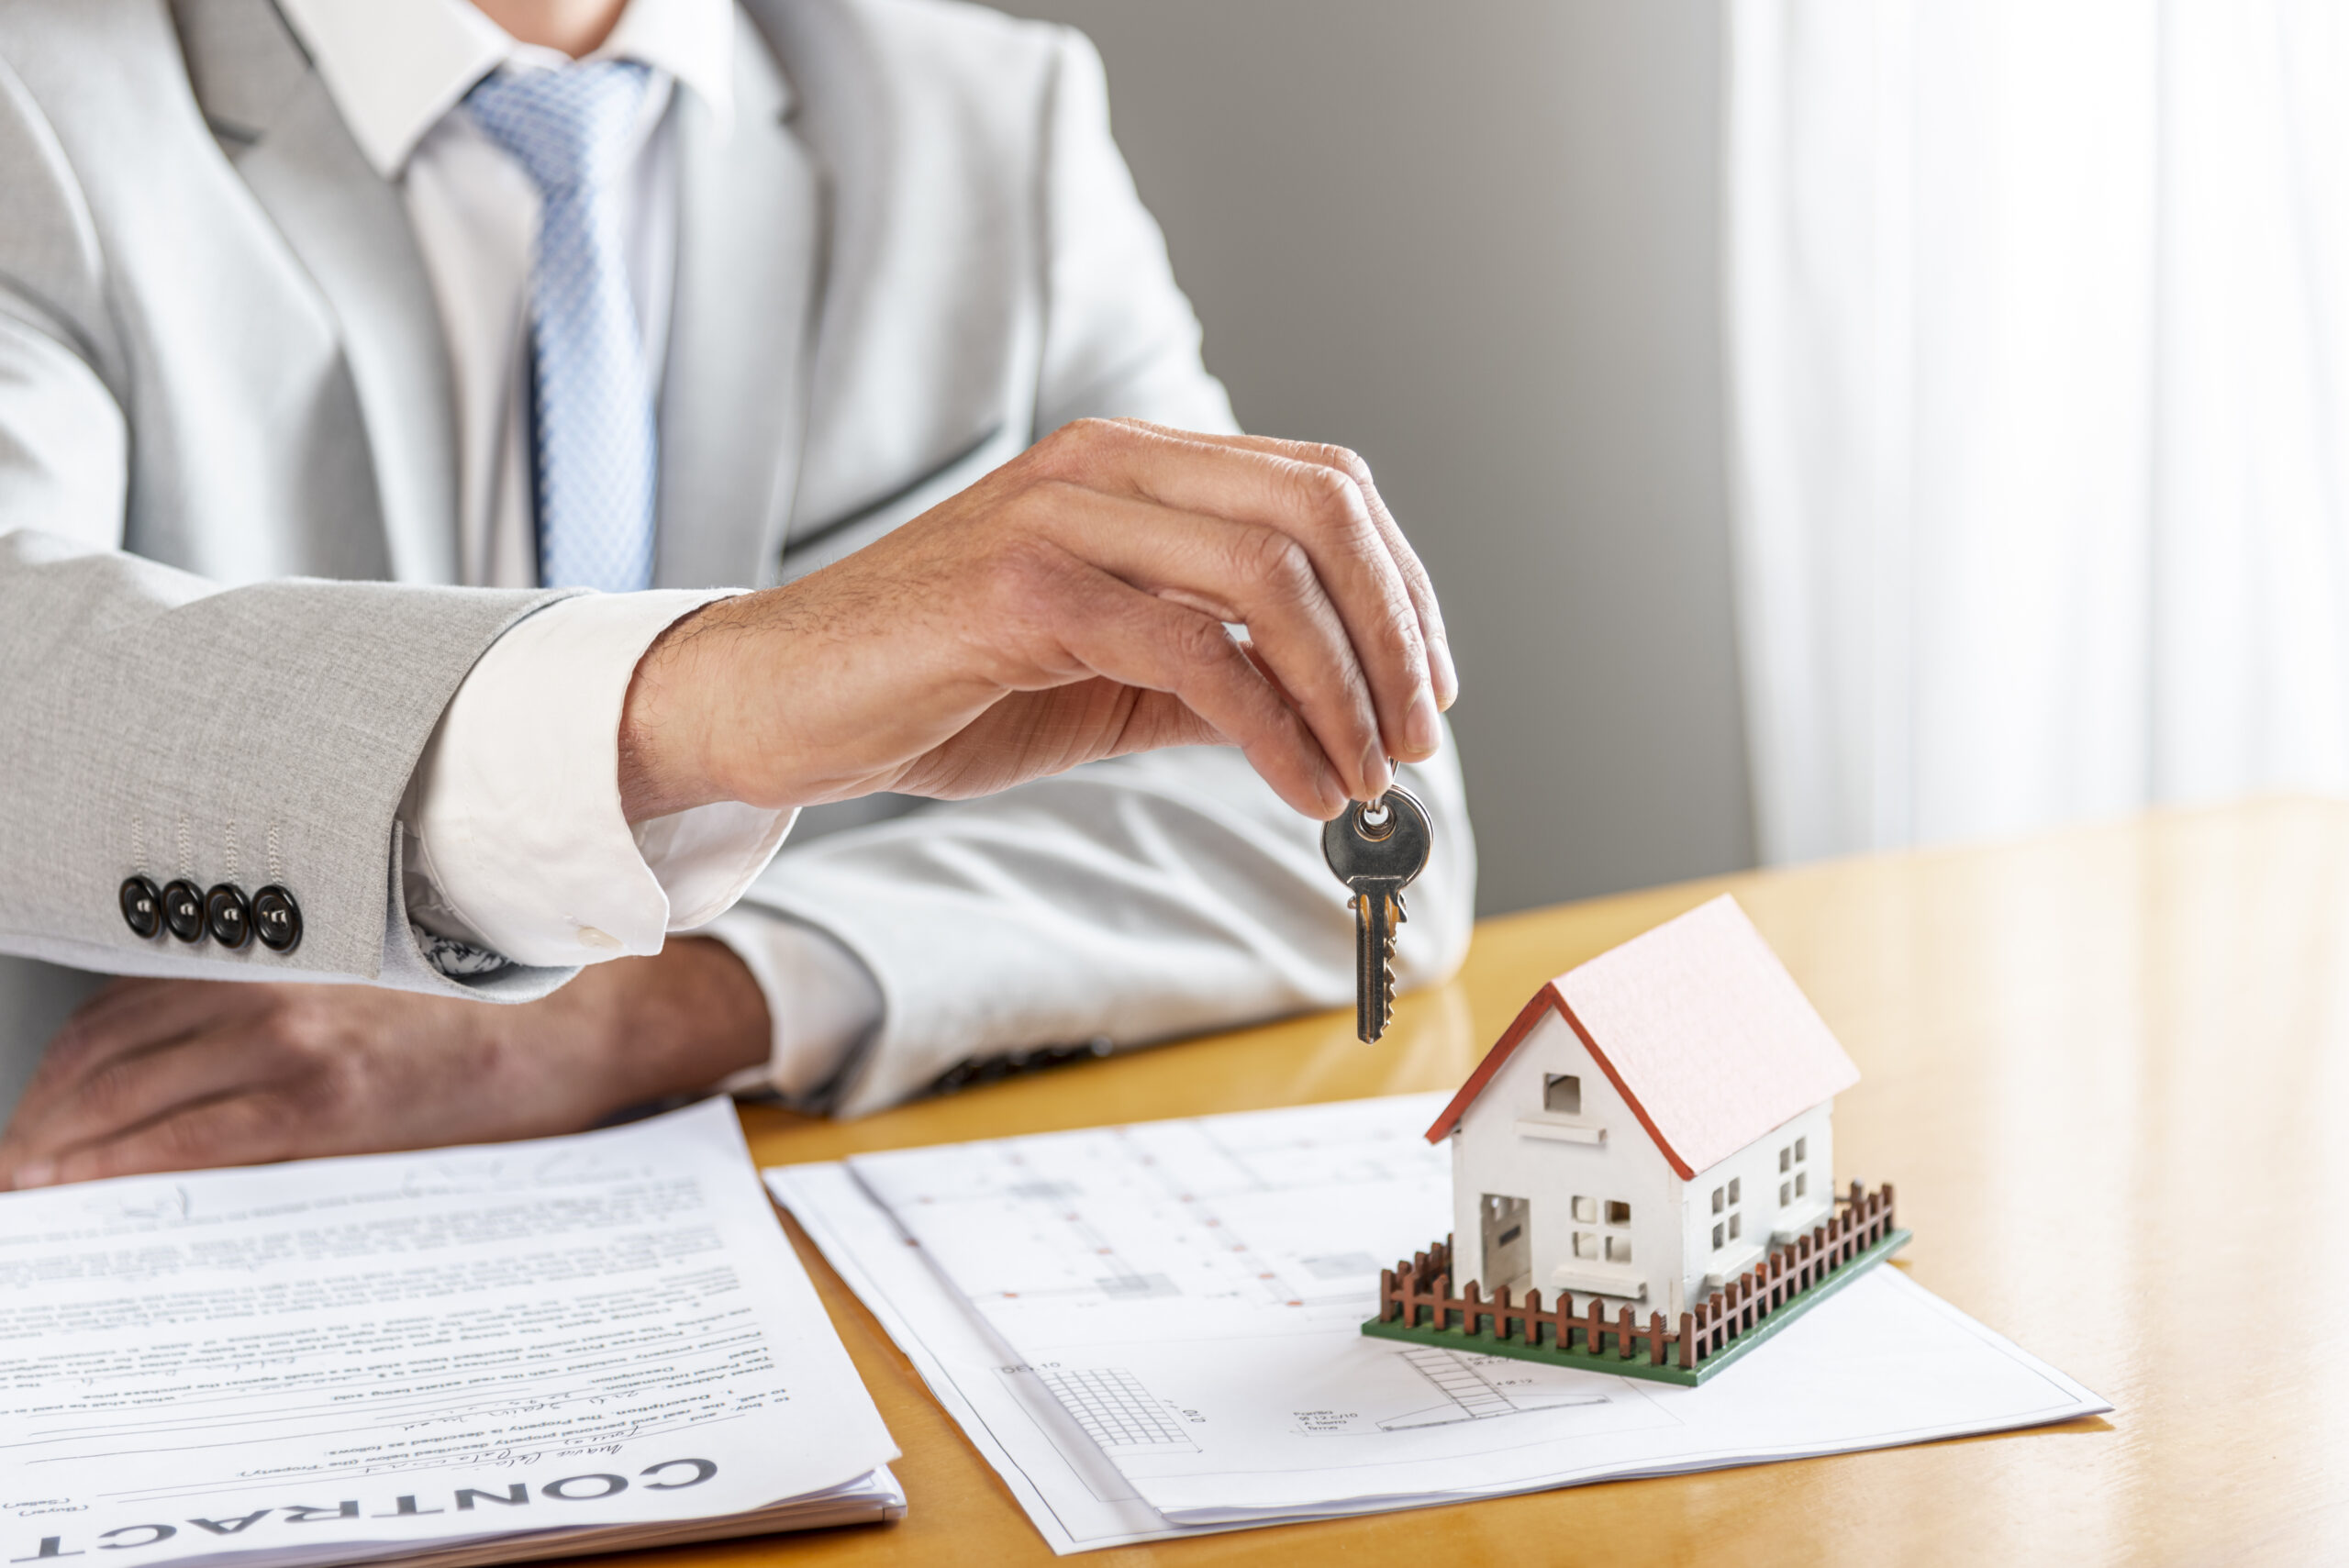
[697,797,2348,1563]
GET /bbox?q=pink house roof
[1424,895,1859,1179]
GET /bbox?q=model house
[1422,895,1861,1319]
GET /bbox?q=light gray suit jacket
[0,0,1475,1117]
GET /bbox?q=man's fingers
[0,1026,301,1184]
[0,984,244,1164]
[43,979,246,1079]
[1094,423,1431,776]
[1012,546,1346,817]
[11,980,248,1101]
[904,680,1231,799]
[1023,485,1386,800]
[1108,687,1238,755]
[1150,423,1459,718]
[33,1092,317,1188]
[1044,419,1453,763]
[1031,421,1439,783]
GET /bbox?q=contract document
[2,1099,901,1568]
[767,1093,2107,1551]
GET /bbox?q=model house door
[1480,1193,1531,1296]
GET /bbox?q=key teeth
[1377,893,1401,1039]
[1383,901,1396,1003]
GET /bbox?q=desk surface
[694,797,2349,1564]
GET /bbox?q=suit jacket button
[206,884,252,949]
[252,884,303,952]
[161,879,206,942]
[119,875,163,939]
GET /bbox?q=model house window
[1713,1181,1744,1251]
[1728,1177,1741,1205]
[1711,1185,1724,1215]
[1601,1198,1631,1263]
[1779,1145,1791,1173]
[1796,1136,1808,1162]
[1574,1195,1632,1268]
[1543,1073,1582,1115]
[1728,1213,1742,1240]
[1711,1221,1724,1250]
[1796,1171,1808,1198]
[1779,1181,1791,1207]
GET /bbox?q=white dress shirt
[277,0,878,1084]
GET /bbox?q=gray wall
[999,0,1754,915]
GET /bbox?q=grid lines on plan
[1033,1367,1196,1451]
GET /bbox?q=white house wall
[1676,1102,1836,1302]
[1447,1011,1678,1309]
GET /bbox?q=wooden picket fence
[1374,1182,1898,1371]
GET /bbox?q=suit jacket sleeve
[0,521,584,994]
[729,26,1479,1117]
[0,62,577,995]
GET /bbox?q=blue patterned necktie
[465,61,658,592]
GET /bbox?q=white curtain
[1729,0,2349,863]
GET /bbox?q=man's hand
[0,940,770,1189]
[618,419,1458,823]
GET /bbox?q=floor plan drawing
[791,1095,2108,1530]
[1377,1346,1612,1430]
[847,1095,1456,1346]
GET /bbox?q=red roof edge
[1423,984,1564,1143]
[1422,980,1697,1180]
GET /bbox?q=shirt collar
[275,0,739,178]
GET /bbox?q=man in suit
[0,0,1475,1188]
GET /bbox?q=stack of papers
[769,1093,2107,1551]
[1,1101,900,1568]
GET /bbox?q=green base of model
[1361,1229,1913,1387]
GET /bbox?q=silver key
[1322,785,1432,1043]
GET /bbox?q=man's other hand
[0,940,770,1189]
[618,419,1459,824]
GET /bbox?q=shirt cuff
[401,592,794,967]
[701,909,885,1105]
